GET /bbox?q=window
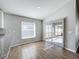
[21,22,36,39]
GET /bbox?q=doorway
[44,19,65,47]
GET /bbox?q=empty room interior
[0,0,79,59]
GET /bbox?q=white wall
[0,10,5,59]
[1,13,42,58]
[43,0,76,51]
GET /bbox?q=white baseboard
[65,48,76,53]
[5,48,11,59]
[10,40,41,48]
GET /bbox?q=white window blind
[21,22,36,39]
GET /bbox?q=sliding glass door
[53,23,64,47]
[44,20,64,47]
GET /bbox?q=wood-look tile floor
[8,41,79,59]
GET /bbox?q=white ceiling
[0,0,70,20]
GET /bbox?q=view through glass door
[45,19,64,47]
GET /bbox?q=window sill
[22,36,36,39]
